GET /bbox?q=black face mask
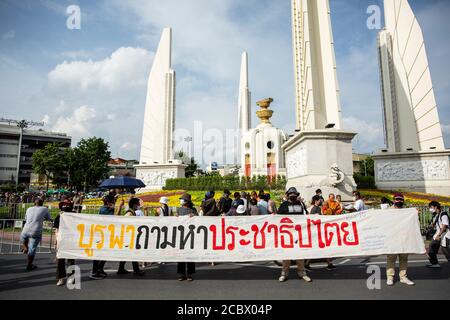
[394,202,404,208]
[289,196,298,202]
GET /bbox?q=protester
[318,194,338,270]
[386,193,415,286]
[277,187,312,283]
[251,191,258,202]
[228,192,245,216]
[248,198,261,216]
[426,201,450,268]
[72,192,83,213]
[117,198,145,276]
[305,195,322,271]
[380,197,392,210]
[90,195,116,280]
[241,191,249,212]
[267,194,277,215]
[315,189,325,205]
[257,194,270,215]
[218,190,232,215]
[54,202,75,286]
[20,198,52,271]
[347,191,367,212]
[157,197,171,216]
[200,191,218,216]
[135,198,148,217]
[176,193,198,281]
[321,194,343,215]
[309,195,322,215]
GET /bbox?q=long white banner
[57,209,426,262]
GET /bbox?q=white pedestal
[282,130,357,202]
[135,162,187,192]
[373,150,450,196]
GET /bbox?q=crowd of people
[17,187,450,288]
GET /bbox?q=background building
[0,123,71,185]
[108,158,139,177]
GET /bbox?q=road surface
[0,253,449,300]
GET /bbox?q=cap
[180,193,192,202]
[286,187,300,196]
[159,197,169,204]
[236,205,246,214]
[393,193,404,201]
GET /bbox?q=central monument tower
[283,0,357,201]
[135,28,186,191]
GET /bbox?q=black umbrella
[99,176,146,189]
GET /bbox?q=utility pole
[0,118,44,187]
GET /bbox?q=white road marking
[339,259,351,265]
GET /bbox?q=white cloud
[47,47,154,92]
[120,142,138,151]
[2,30,15,40]
[44,105,97,141]
[343,117,384,153]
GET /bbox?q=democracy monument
[135,0,450,197]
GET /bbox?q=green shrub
[354,174,376,189]
[164,175,286,191]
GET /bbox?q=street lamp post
[184,136,193,159]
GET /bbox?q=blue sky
[0,0,449,165]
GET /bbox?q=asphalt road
[0,253,449,300]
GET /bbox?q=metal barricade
[0,219,55,255]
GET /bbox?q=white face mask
[430,208,436,214]
[380,203,389,210]
[180,199,186,206]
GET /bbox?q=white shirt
[434,213,450,246]
[354,199,367,212]
[135,209,145,217]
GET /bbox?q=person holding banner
[90,195,117,280]
[54,203,75,286]
[386,193,415,286]
[117,198,145,276]
[277,187,312,283]
[176,193,198,281]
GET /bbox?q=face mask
[380,203,389,210]
[394,202,404,208]
[430,208,436,214]
[289,196,298,202]
[180,199,186,206]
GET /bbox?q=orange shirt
[321,200,343,215]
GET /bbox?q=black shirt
[277,200,306,215]
[218,197,232,214]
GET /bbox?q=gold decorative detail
[256,98,274,124]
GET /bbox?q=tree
[361,156,375,177]
[74,137,111,191]
[174,150,200,178]
[32,143,66,190]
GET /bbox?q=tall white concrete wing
[291,0,343,131]
[238,52,251,133]
[139,28,175,165]
[379,0,445,152]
